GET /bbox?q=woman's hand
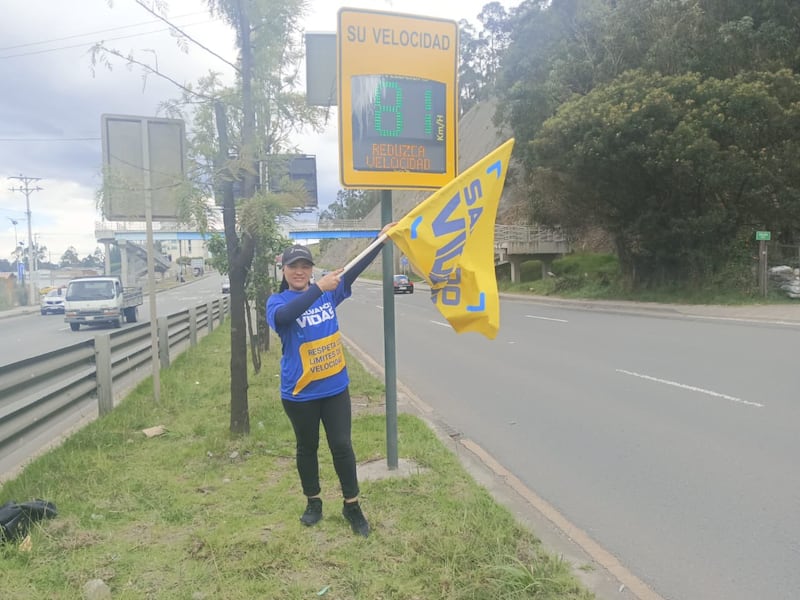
[316,268,343,292]
[379,221,398,238]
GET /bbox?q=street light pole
[6,217,18,247]
[6,217,20,283]
[6,218,18,267]
[9,175,43,305]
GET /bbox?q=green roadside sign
[755,231,771,241]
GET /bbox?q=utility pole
[9,175,43,305]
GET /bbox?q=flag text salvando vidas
[429,178,484,307]
[387,139,514,339]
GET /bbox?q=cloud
[0,0,233,261]
[0,0,508,262]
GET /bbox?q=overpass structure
[96,220,570,284]
[95,222,188,286]
[494,225,571,282]
[290,221,571,282]
[288,219,380,240]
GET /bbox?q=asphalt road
[0,276,227,365]
[338,281,800,600]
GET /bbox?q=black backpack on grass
[0,499,57,542]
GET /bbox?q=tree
[319,189,379,221]
[93,0,322,434]
[476,2,512,89]
[458,19,484,115]
[18,241,48,272]
[492,0,800,286]
[80,247,105,269]
[497,0,800,170]
[458,3,512,114]
[200,0,323,434]
[531,69,800,285]
[60,247,80,268]
[11,243,23,268]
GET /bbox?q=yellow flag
[388,139,515,340]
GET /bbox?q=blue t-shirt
[267,283,351,401]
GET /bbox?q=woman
[266,225,394,537]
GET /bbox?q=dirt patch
[351,395,385,416]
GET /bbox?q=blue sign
[17,262,24,282]
[400,256,409,267]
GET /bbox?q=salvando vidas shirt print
[267,285,351,401]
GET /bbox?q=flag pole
[336,202,399,471]
[379,191,399,470]
[340,232,389,275]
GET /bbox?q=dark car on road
[393,274,414,294]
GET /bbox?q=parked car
[393,274,414,294]
[40,288,66,315]
[221,277,230,294]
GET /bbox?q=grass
[338,251,796,306]
[497,253,798,305]
[0,322,594,600]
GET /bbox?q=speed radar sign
[337,9,458,190]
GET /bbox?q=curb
[0,307,39,320]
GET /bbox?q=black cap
[281,245,314,266]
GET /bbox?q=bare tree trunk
[215,101,252,435]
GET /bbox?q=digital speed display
[350,75,446,173]
[338,8,457,188]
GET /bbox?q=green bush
[496,251,785,304]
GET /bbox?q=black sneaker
[300,497,323,526]
[342,501,370,537]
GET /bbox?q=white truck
[63,276,143,331]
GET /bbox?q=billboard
[265,154,318,209]
[101,114,186,221]
[305,33,337,107]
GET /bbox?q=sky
[0,0,510,263]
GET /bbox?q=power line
[0,137,99,142]
[0,11,206,52]
[0,20,213,60]
[0,129,209,143]
[131,0,239,74]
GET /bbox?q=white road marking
[616,369,764,408]
[526,314,568,323]
[430,320,450,328]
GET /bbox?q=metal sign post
[141,121,161,403]
[101,114,186,404]
[337,9,458,470]
[756,231,771,298]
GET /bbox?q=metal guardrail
[296,221,570,243]
[95,221,216,234]
[96,220,570,246]
[493,225,568,245]
[297,219,379,231]
[0,296,230,474]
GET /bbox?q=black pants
[282,388,360,500]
